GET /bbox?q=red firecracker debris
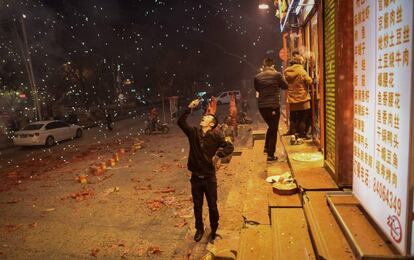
[146,199,163,211]
[90,248,100,257]
[176,163,186,169]
[184,248,192,260]
[175,219,188,228]
[157,187,175,193]
[134,185,152,191]
[67,188,95,202]
[130,177,140,183]
[28,222,38,228]
[137,247,146,256]
[148,246,162,254]
[120,248,129,258]
[6,198,21,204]
[4,224,23,233]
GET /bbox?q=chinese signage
[324,0,336,171]
[276,0,289,31]
[353,0,413,254]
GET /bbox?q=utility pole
[162,76,174,123]
[161,91,165,123]
[20,14,41,121]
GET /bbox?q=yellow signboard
[324,0,336,170]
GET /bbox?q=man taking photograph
[178,99,234,243]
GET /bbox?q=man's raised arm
[178,99,200,136]
[177,108,192,135]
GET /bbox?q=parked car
[12,120,83,147]
[216,90,241,104]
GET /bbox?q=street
[0,108,254,259]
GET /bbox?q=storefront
[279,0,354,187]
[322,0,355,187]
[278,0,324,147]
[278,0,325,147]
[296,1,324,150]
[353,0,414,255]
[277,0,414,255]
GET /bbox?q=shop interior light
[295,0,304,14]
[258,3,270,10]
[295,0,315,15]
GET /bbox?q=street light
[20,13,42,121]
[258,3,270,10]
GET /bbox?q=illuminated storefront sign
[324,0,336,170]
[295,0,314,20]
[353,0,413,254]
[276,0,289,31]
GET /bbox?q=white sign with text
[353,0,413,255]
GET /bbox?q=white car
[216,90,241,104]
[12,120,83,147]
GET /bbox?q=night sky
[0,0,282,109]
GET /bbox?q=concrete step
[221,148,254,231]
[206,229,239,259]
[242,140,270,225]
[271,208,316,260]
[238,225,273,260]
[303,191,355,259]
[216,147,257,258]
[242,176,271,225]
[268,190,302,208]
[327,193,398,257]
[252,130,266,143]
[280,135,338,191]
[294,167,338,190]
[252,139,266,158]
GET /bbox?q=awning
[280,0,315,32]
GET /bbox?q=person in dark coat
[178,98,234,243]
[254,58,288,161]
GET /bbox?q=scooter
[144,119,169,135]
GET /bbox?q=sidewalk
[201,118,401,259]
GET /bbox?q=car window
[220,93,228,97]
[22,124,43,131]
[57,121,70,127]
[45,122,59,130]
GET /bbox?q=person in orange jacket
[284,55,312,139]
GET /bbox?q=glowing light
[258,4,269,10]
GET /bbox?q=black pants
[290,109,310,137]
[190,176,219,232]
[259,107,281,156]
[304,108,312,135]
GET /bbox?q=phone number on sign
[372,178,401,217]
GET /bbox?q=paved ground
[0,105,256,259]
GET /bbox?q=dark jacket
[178,109,234,177]
[254,68,288,109]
